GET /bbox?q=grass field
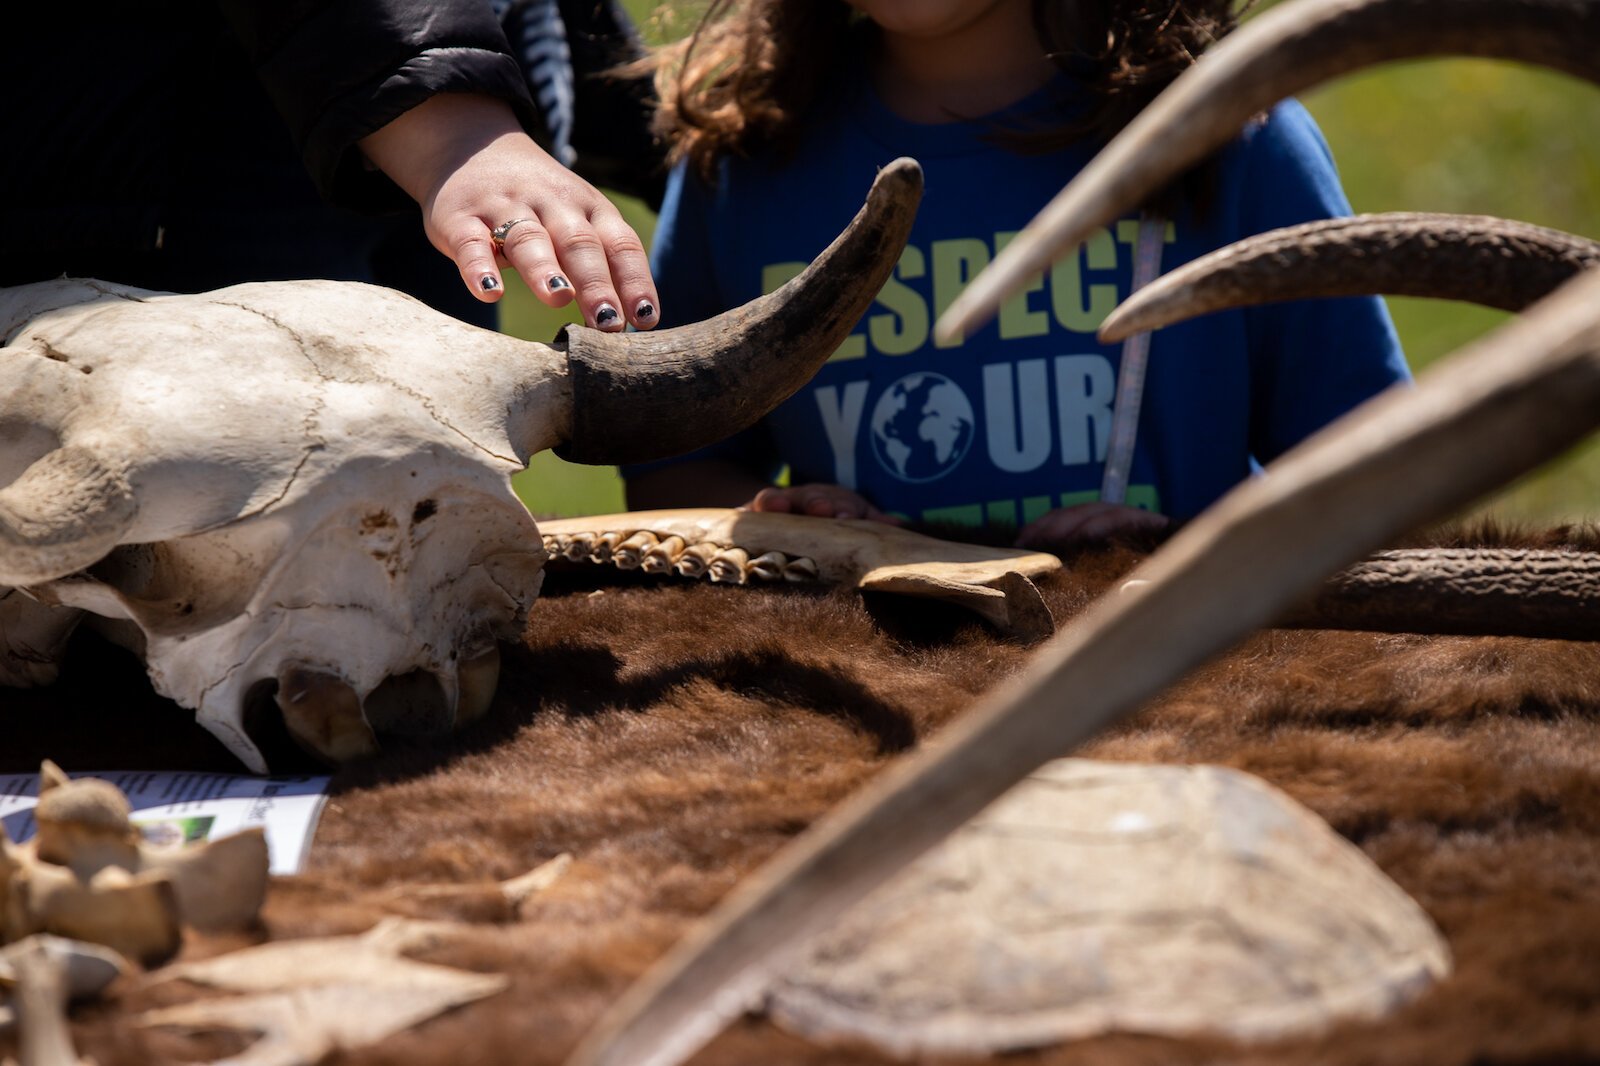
[508,10,1599,528]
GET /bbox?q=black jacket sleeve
[557,0,667,209]
[215,0,541,210]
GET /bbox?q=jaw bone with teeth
[0,161,923,772]
[539,509,1063,642]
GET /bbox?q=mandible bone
[539,509,1063,641]
[0,161,923,771]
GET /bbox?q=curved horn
[555,159,923,464]
[1099,213,1600,341]
[565,268,1600,1066]
[0,446,137,587]
[936,0,1600,340]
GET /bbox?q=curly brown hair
[649,0,1245,185]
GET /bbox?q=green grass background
[509,4,1600,527]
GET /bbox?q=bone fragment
[498,853,574,908]
[6,857,181,967]
[383,853,571,913]
[612,531,659,570]
[31,764,139,878]
[3,765,270,957]
[541,510,1060,641]
[1,936,91,1066]
[707,547,750,585]
[140,829,269,934]
[141,919,508,1066]
[0,935,129,1004]
[767,760,1449,1054]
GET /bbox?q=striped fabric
[491,0,577,167]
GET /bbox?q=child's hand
[745,484,900,524]
[1015,502,1170,552]
[359,94,659,332]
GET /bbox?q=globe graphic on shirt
[869,372,976,483]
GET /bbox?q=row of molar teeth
[540,531,819,584]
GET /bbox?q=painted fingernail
[634,300,656,323]
[596,304,620,328]
[548,275,571,293]
[479,274,500,293]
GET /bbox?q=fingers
[543,204,659,331]
[1015,503,1170,551]
[494,218,574,308]
[749,485,897,523]
[450,229,508,304]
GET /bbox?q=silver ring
[491,217,535,252]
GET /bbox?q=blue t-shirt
[632,74,1408,526]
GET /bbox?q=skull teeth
[455,640,501,726]
[276,666,378,765]
[613,531,659,570]
[708,547,750,585]
[591,531,624,563]
[748,551,788,581]
[642,535,686,574]
[674,542,719,579]
[546,529,819,587]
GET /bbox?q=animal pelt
[3,524,1599,1066]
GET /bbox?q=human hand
[1014,502,1170,552]
[358,94,659,331]
[745,484,900,523]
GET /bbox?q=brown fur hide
[3,524,1599,1066]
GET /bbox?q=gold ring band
[491,218,535,253]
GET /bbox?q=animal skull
[0,161,923,771]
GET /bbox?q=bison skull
[0,161,923,772]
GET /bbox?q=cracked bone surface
[768,760,1448,1055]
[539,509,1061,641]
[1,763,268,966]
[0,160,922,770]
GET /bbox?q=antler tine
[566,269,1600,1066]
[937,0,1600,341]
[1099,213,1600,341]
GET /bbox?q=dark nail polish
[549,275,571,292]
[634,300,656,322]
[596,304,619,328]
[479,274,500,293]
